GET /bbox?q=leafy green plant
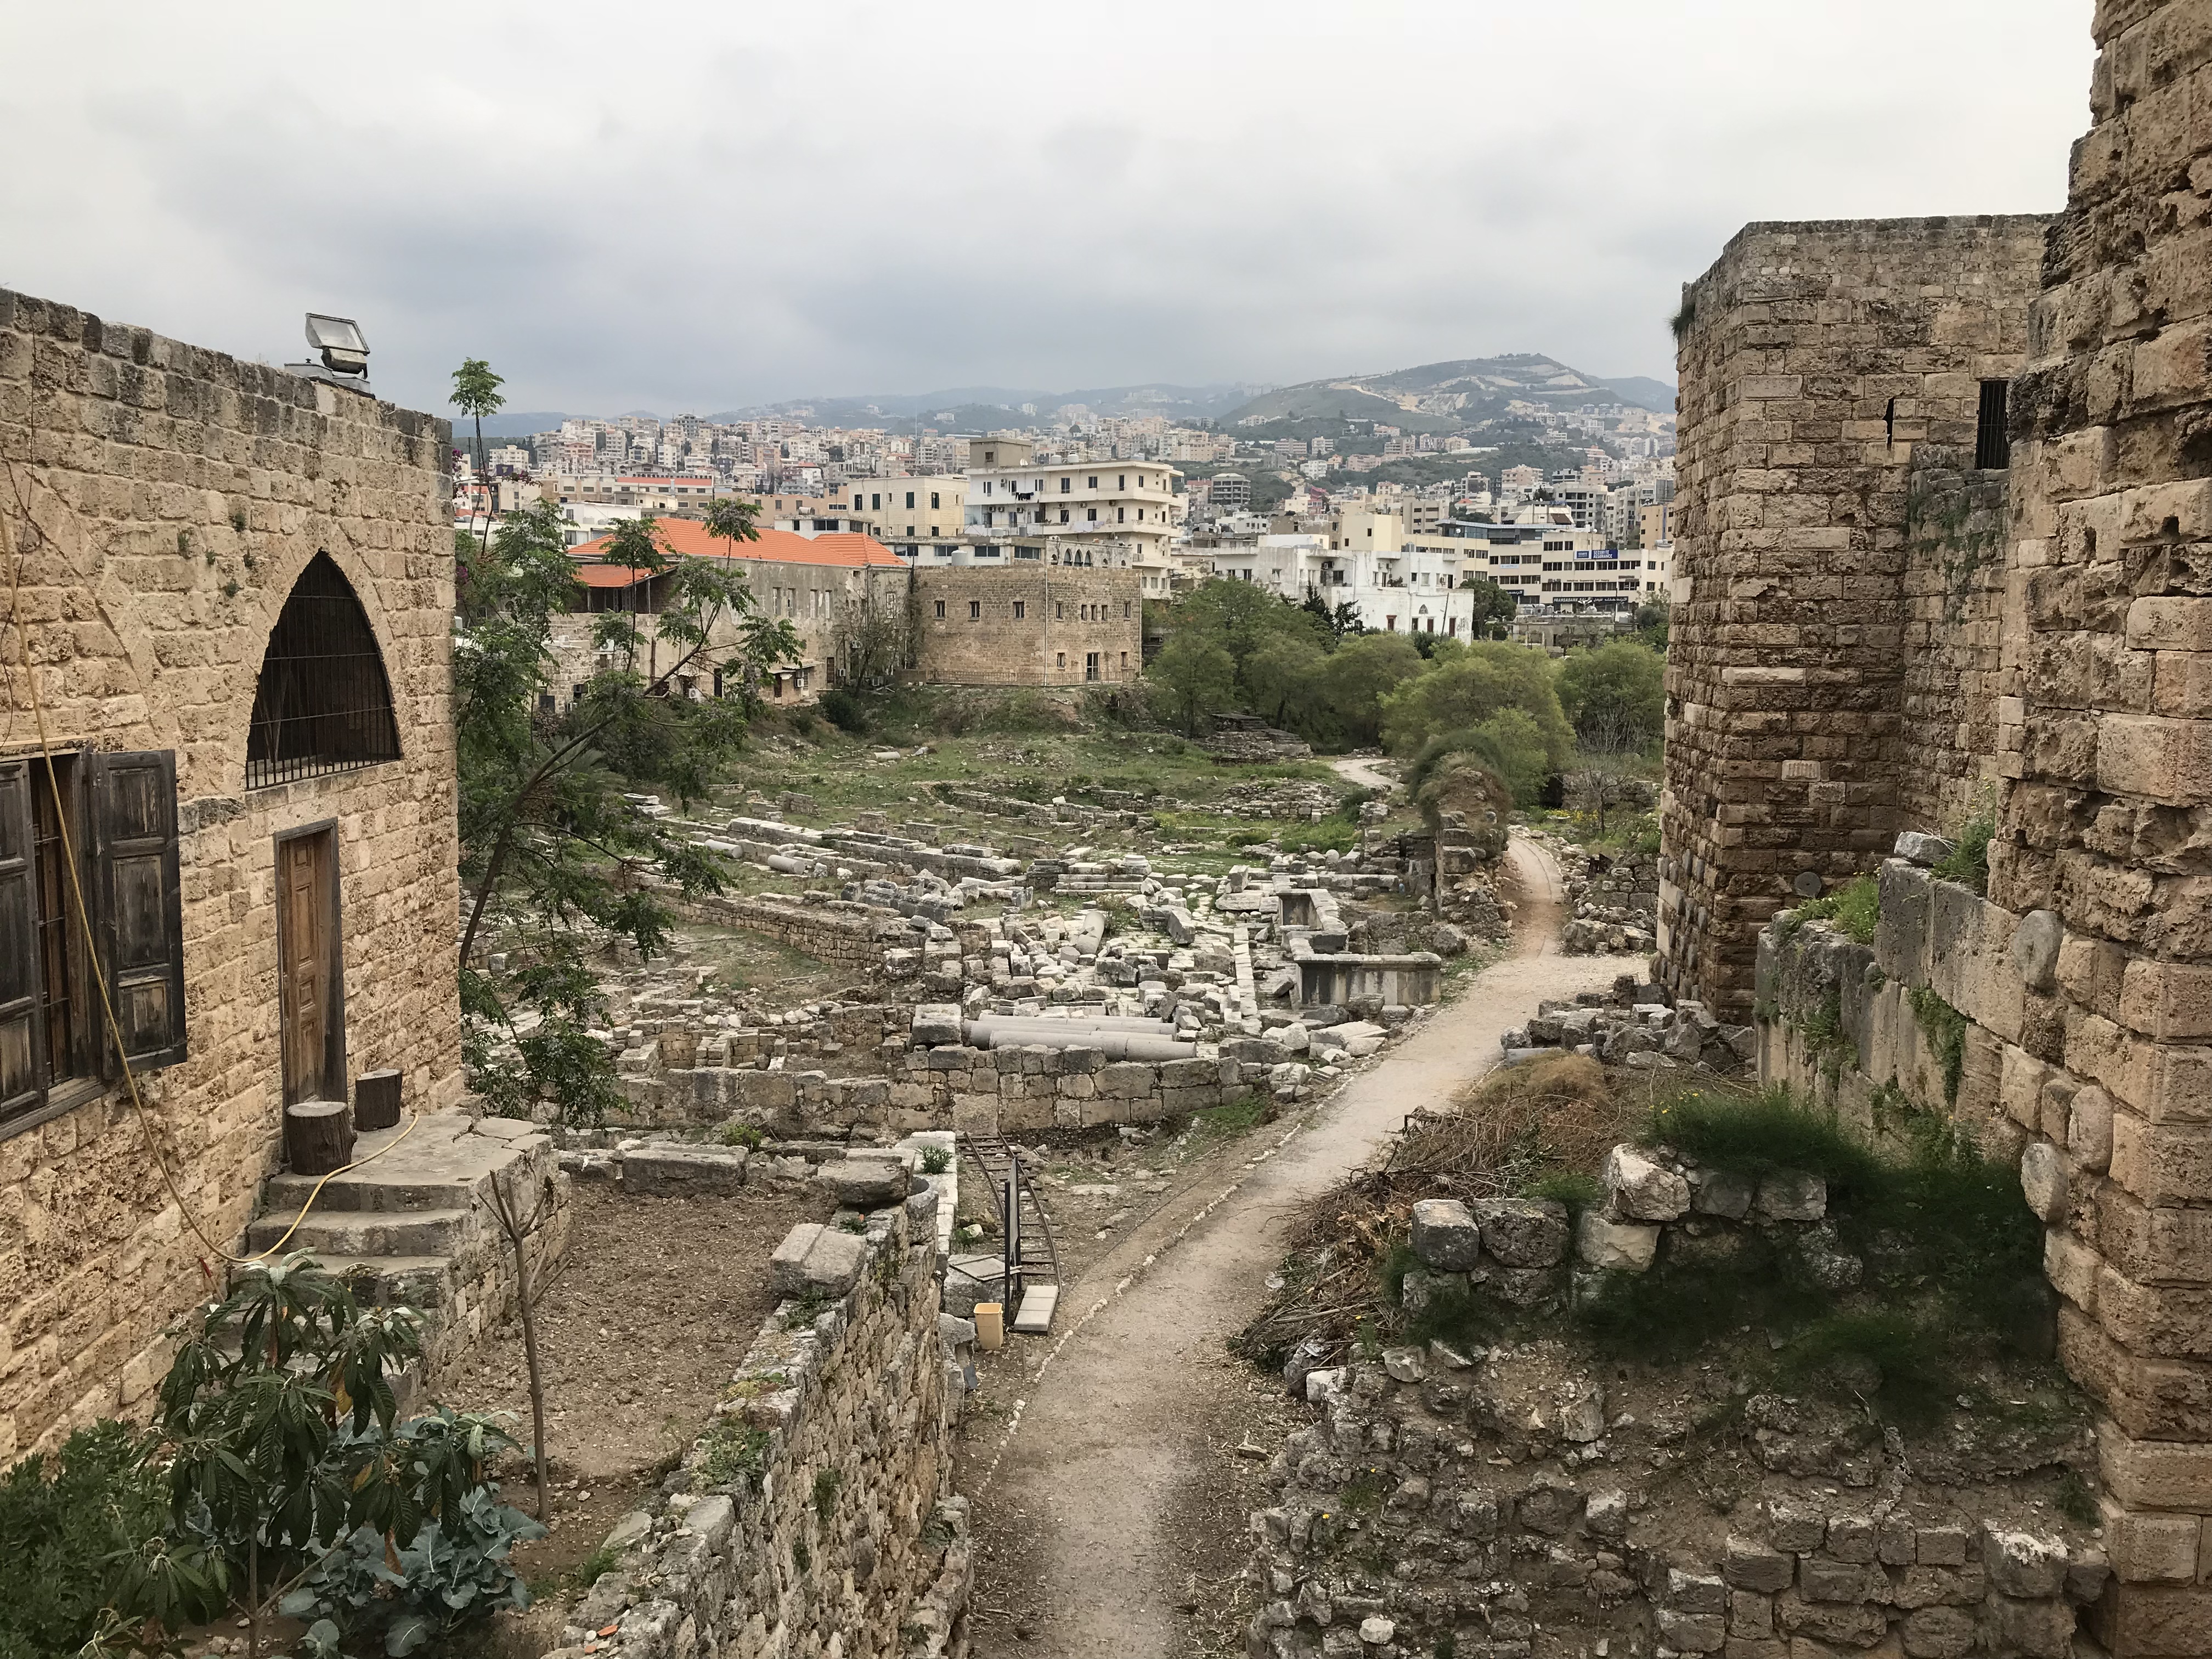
[720,1121,767,1149]
[697,1417,773,1487]
[1522,1170,1604,1212]
[288,1482,543,1657]
[1791,874,1880,945]
[0,1421,221,1659]
[1190,1092,1276,1141]
[151,1255,531,1659]
[919,1146,951,1176]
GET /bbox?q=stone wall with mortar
[535,1182,968,1659]
[1658,216,2049,1020]
[0,288,461,1460]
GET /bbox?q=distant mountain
[1596,376,1677,413]
[1219,354,1668,430]
[713,381,1268,428]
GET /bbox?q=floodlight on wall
[304,314,369,377]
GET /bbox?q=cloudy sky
[2,1,2094,419]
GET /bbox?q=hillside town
[2,6,2209,1659]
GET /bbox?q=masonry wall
[911,564,1140,686]
[1987,4,2212,1647]
[535,1192,969,1659]
[0,289,461,1459]
[1658,218,2049,1019]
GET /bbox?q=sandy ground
[959,835,1623,1657]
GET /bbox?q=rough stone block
[1470,1198,1570,1267]
[1753,1171,1826,1222]
[2097,714,2212,807]
[1604,1144,1691,1220]
[2020,1142,2072,1222]
[621,1143,748,1197]
[2120,958,2212,1041]
[815,1159,909,1209]
[1577,1213,1659,1272]
[2011,909,2064,991]
[911,1004,963,1047]
[1895,831,1956,866]
[2105,1505,2203,1583]
[1724,1536,1795,1592]
[1899,1605,1974,1659]
[1410,1199,1483,1271]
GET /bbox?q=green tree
[1406,709,1554,808]
[1633,595,1672,653]
[450,358,506,561]
[1319,632,1425,747]
[455,498,798,1124]
[1173,578,1325,672]
[1455,575,1520,636]
[1300,590,1366,645]
[1378,641,1574,766]
[1554,638,1666,749]
[1241,634,1330,732]
[1146,630,1237,735]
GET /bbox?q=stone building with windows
[0,287,460,1460]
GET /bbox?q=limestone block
[2103,1505,2204,1583]
[1410,1199,1483,1271]
[1876,859,1932,984]
[1753,1170,1826,1222]
[2111,1113,2212,1205]
[1899,1605,1974,1659]
[2020,1142,2072,1222]
[768,1222,867,1299]
[1895,831,1956,866]
[2002,1045,2053,1131]
[1723,1536,1795,1593]
[1982,1527,2069,1598]
[911,1004,963,1047]
[621,1143,748,1197]
[1469,1198,1570,1267]
[1577,1213,1659,1272]
[2009,909,2061,989]
[815,1159,909,1209]
[2119,958,2212,1041]
[1604,1144,1690,1220]
[1690,1166,1754,1220]
[2097,714,2212,807]
[2098,1422,2212,1511]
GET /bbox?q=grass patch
[1277,818,1360,855]
[1932,811,1993,894]
[1190,1091,1277,1142]
[1643,1085,1886,1190]
[1790,873,1880,945]
[696,1418,772,1487]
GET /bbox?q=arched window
[246,552,401,788]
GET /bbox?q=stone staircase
[246,1112,569,1384]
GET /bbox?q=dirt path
[963,837,1619,1657]
[1329,753,1396,792]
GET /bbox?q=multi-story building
[843,476,969,543]
[961,436,1182,599]
[1206,471,1252,512]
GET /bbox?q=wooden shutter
[90,750,187,1072]
[0,759,48,1123]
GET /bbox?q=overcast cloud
[1,1,2094,418]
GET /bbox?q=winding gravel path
[964,835,1617,1657]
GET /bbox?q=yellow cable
[2,469,424,1267]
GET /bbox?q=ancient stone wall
[0,289,460,1460]
[1659,217,2049,1019]
[910,563,1141,687]
[537,1180,968,1659]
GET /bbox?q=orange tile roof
[569,518,907,570]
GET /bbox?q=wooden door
[277,828,342,1104]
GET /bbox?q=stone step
[245,1207,473,1260]
[261,1169,490,1216]
[1011,1285,1059,1334]
[306,1254,459,1312]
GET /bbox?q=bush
[817,686,870,735]
[0,1421,217,1659]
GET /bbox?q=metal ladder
[961,1133,1062,1334]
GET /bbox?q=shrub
[1642,1086,1886,1195]
[817,686,870,735]
[920,1146,951,1175]
[0,1421,217,1659]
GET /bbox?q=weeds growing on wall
[1787,873,1880,945]
[1907,986,1970,1105]
[1933,811,1994,894]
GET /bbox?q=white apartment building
[962,435,1183,597]
[1408,522,1640,614]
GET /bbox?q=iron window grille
[246,552,402,788]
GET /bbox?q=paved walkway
[966,836,1617,1657]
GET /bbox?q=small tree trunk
[247,1537,261,1659]
[487,1171,551,1520]
[284,1101,354,1175]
